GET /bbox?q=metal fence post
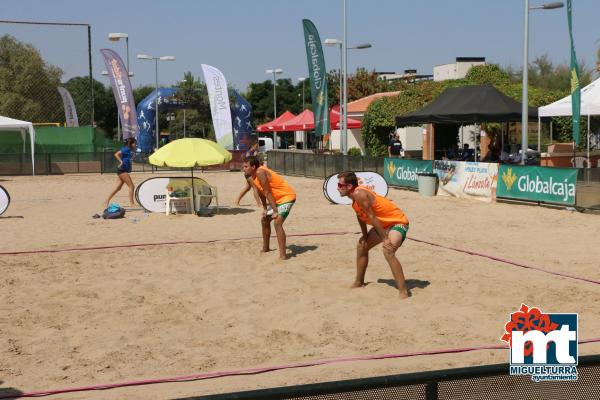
[77,152,80,173]
[425,381,438,400]
[47,153,51,175]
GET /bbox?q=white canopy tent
[0,116,36,175]
[538,77,600,167]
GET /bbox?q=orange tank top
[253,166,296,204]
[351,187,408,228]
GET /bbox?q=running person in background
[242,156,296,260]
[337,171,410,299]
[105,138,137,208]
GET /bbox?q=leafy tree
[63,76,116,134]
[170,72,213,139]
[0,34,63,122]
[245,78,304,124]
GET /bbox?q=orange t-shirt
[351,187,408,228]
[253,166,296,204]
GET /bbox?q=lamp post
[324,38,371,154]
[108,33,133,77]
[521,1,563,164]
[298,77,307,110]
[265,68,283,118]
[137,54,176,150]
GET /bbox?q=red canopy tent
[273,107,362,131]
[281,109,315,131]
[256,111,296,132]
[329,105,362,129]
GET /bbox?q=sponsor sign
[135,177,213,213]
[496,165,577,205]
[201,64,234,149]
[501,304,578,382]
[302,19,329,138]
[0,185,10,215]
[323,172,388,205]
[384,158,433,188]
[100,49,138,140]
[433,160,498,202]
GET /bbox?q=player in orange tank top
[242,156,296,260]
[337,171,410,299]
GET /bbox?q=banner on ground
[496,165,577,206]
[567,0,580,146]
[433,160,498,202]
[201,64,233,150]
[302,19,329,138]
[135,177,213,213]
[323,172,388,205]
[384,158,434,188]
[231,90,253,151]
[57,87,79,127]
[0,185,10,216]
[100,49,138,140]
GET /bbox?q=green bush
[347,147,362,156]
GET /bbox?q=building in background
[434,57,486,81]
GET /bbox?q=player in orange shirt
[337,171,410,299]
[242,156,296,260]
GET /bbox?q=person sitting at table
[460,144,474,161]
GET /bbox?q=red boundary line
[5,338,599,398]
[0,231,597,286]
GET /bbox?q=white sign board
[135,177,213,213]
[323,172,388,205]
[0,186,10,215]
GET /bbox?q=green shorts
[386,223,409,243]
[267,201,295,219]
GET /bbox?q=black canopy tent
[395,84,538,126]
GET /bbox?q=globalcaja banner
[100,49,138,140]
[434,160,499,203]
[302,19,329,138]
[496,165,577,206]
[201,64,233,150]
[57,87,79,127]
[384,158,433,188]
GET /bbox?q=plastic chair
[195,185,219,215]
[571,157,589,168]
[165,191,192,215]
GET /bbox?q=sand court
[1,171,599,399]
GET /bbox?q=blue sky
[1,0,598,91]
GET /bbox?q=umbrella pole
[191,167,196,215]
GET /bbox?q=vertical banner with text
[567,0,580,146]
[302,19,329,139]
[100,49,138,140]
[57,87,79,127]
[201,64,234,149]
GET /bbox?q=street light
[298,77,307,110]
[325,37,371,154]
[521,0,563,164]
[137,53,176,150]
[265,68,283,118]
[108,33,133,78]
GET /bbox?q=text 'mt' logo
[501,304,578,382]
